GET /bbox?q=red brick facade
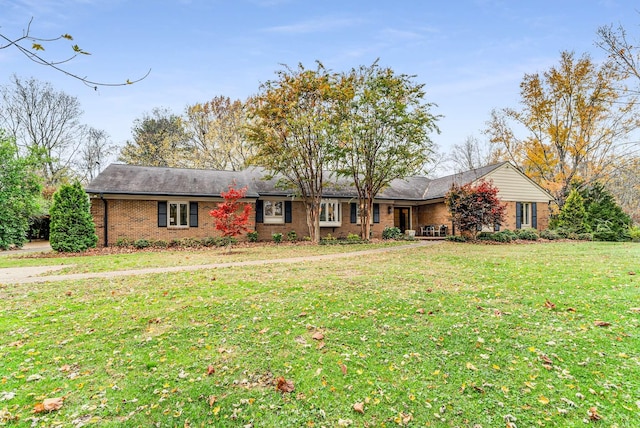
[91,198,551,246]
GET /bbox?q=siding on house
[483,163,552,202]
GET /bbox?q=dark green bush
[287,230,297,242]
[382,226,403,240]
[247,231,258,242]
[630,226,640,242]
[153,240,169,248]
[540,230,561,240]
[477,231,513,242]
[115,238,133,247]
[272,232,283,243]
[49,182,98,252]
[515,228,539,240]
[134,239,151,249]
[577,232,594,241]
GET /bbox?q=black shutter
[158,201,167,227]
[350,203,357,223]
[284,200,292,223]
[494,223,500,231]
[373,203,380,223]
[256,200,264,223]
[531,202,537,229]
[515,202,522,229]
[189,202,198,227]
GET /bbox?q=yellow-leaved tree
[485,51,640,207]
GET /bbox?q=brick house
[85,162,553,246]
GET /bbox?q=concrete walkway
[1,241,440,285]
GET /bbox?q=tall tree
[596,21,640,92]
[336,61,440,240]
[0,75,86,186]
[0,130,42,250]
[119,108,189,167]
[0,18,149,89]
[76,127,116,183]
[449,135,497,173]
[604,157,640,224]
[208,184,252,251]
[183,96,254,170]
[486,51,640,207]
[246,62,350,243]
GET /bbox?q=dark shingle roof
[86,162,508,201]
[423,162,508,199]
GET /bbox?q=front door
[394,207,411,232]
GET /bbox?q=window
[320,199,341,227]
[158,201,198,228]
[169,202,189,227]
[263,200,284,224]
[516,202,537,229]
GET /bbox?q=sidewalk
[1,241,441,285]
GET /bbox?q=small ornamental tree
[445,180,506,239]
[49,181,98,252]
[209,184,252,250]
[556,189,589,233]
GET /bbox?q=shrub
[49,181,98,252]
[629,225,640,242]
[446,235,466,242]
[582,182,631,241]
[515,228,539,241]
[134,239,151,249]
[445,180,506,239]
[272,232,283,244]
[540,230,561,240]
[577,232,594,241]
[217,237,237,247]
[478,231,513,243]
[115,238,133,247]
[382,226,403,240]
[247,231,258,242]
[286,230,297,242]
[346,233,361,242]
[201,237,218,247]
[178,237,202,248]
[152,240,169,248]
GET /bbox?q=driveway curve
[1,241,441,285]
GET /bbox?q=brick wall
[91,198,256,247]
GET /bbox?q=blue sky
[1,0,637,166]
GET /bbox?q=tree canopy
[49,181,98,252]
[445,180,506,239]
[335,61,439,239]
[0,131,42,249]
[486,51,640,207]
[246,62,350,243]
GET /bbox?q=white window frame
[521,202,532,228]
[263,200,284,224]
[168,201,189,227]
[320,199,342,227]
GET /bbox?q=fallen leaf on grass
[208,395,217,407]
[275,376,294,393]
[340,363,348,375]
[630,308,640,313]
[465,362,478,371]
[538,395,550,405]
[587,406,602,421]
[206,365,215,376]
[628,271,636,275]
[416,308,425,314]
[34,397,64,413]
[544,300,556,309]
[594,321,611,327]
[567,307,577,312]
[312,331,324,341]
[353,402,365,414]
[317,341,326,350]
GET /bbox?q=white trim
[320,199,342,227]
[168,201,189,227]
[263,199,285,224]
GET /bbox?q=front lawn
[0,242,638,426]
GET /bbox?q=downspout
[99,193,108,247]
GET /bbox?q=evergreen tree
[0,131,42,249]
[582,182,631,241]
[556,189,589,233]
[49,181,98,252]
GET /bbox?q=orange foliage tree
[209,184,252,247]
[486,51,640,207]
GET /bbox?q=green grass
[0,242,638,426]
[0,241,405,274]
